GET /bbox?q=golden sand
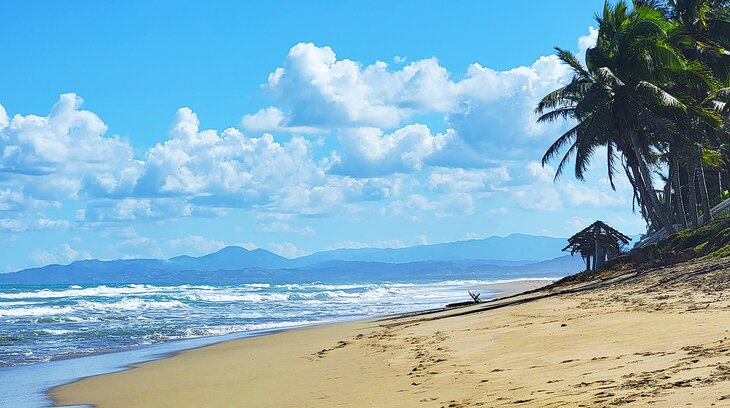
[51,263,730,407]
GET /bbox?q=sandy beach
[51,263,730,407]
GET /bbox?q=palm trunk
[697,160,712,223]
[672,149,688,229]
[719,171,723,199]
[628,130,675,233]
[688,160,699,228]
[626,159,660,228]
[663,177,671,221]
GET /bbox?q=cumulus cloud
[0,94,139,198]
[0,103,9,131]
[241,106,321,134]
[255,28,599,167]
[262,43,420,128]
[331,124,454,176]
[385,193,474,219]
[136,108,343,215]
[166,235,227,256]
[30,243,92,266]
[512,161,630,212]
[1,98,409,228]
[0,215,71,233]
[426,167,510,193]
[115,236,164,259]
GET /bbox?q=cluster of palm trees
[538,0,730,234]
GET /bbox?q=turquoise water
[0,280,508,367]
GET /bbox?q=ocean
[0,277,555,407]
[0,279,514,368]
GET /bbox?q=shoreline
[0,278,553,408]
[49,259,730,406]
[47,279,555,408]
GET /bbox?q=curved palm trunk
[671,148,688,229]
[627,130,675,233]
[625,158,660,228]
[697,160,713,223]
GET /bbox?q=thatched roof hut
[564,221,631,271]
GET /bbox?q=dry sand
[51,262,730,407]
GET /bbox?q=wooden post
[585,255,591,271]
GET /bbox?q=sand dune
[52,262,730,407]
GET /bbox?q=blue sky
[0,0,645,272]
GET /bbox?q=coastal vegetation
[538,0,730,236]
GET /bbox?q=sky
[0,0,646,272]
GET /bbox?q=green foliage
[705,242,730,258]
[701,148,725,168]
[537,0,730,233]
[694,241,708,251]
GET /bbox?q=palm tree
[537,1,720,233]
[661,0,730,224]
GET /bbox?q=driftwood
[446,291,482,308]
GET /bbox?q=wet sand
[51,263,730,407]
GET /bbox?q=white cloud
[561,181,626,207]
[255,221,315,236]
[0,215,71,233]
[327,239,406,250]
[512,161,629,212]
[262,43,419,128]
[0,103,9,131]
[486,207,508,215]
[576,26,598,65]
[332,124,453,176]
[257,39,587,160]
[232,242,259,251]
[385,193,474,219]
[266,242,307,258]
[115,236,164,259]
[241,106,321,134]
[30,243,91,266]
[0,94,140,199]
[426,167,510,193]
[137,108,336,211]
[166,235,227,256]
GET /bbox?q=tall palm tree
[663,0,730,224]
[537,1,719,233]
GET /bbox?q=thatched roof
[563,220,631,259]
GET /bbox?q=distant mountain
[168,246,289,270]
[0,255,584,285]
[294,234,569,265]
[0,234,590,284]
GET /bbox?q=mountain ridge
[0,234,599,284]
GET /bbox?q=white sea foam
[0,284,164,299]
[39,329,73,335]
[186,292,289,302]
[76,298,187,311]
[0,306,74,317]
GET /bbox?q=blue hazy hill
[0,234,587,284]
[292,233,568,265]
